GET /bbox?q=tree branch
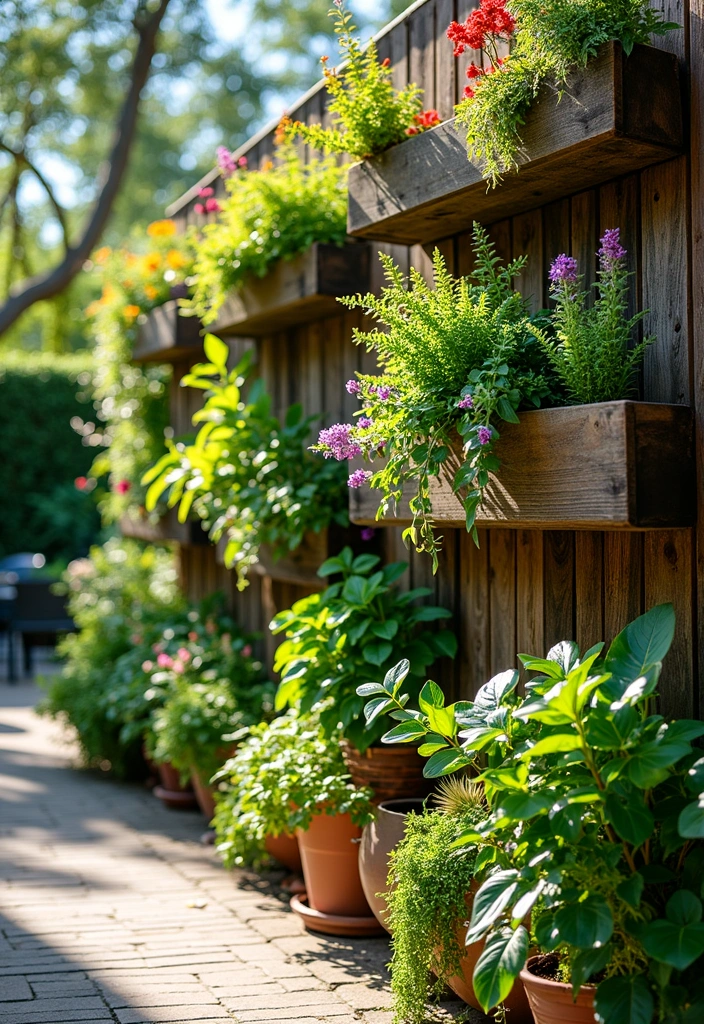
[0,0,173,335]
[0,139,70,247]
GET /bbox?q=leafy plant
[270,546,456,753]
[386,786,486,1024]
[449,0,678,185]
[361,605,704,1022]
[281,1,437,159]
[187,142,348,325]
[314,224,552,565]
[533,228,652,404]
[212,709,374,869]
[142,335,349,589]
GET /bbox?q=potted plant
[270,546,457,801]
[360,604,704,1023]
[143,338,349,590]
[213,709,377,935]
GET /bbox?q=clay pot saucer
[153,785,199,810]
[290,894,385,937]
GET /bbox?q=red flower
[204,198,221,213]
[466,62,484,79]
[198,187,214,198]
[414,108,442,129]
[447,0,515,56]
[114,479,131,494]
[74,476,89,491]
[464,85,476,99]
[381,56,391,67]
[405,126,419,135]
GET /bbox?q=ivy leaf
[356,682,387,698]
[594,974,654,1024]
[472,926,528,1013]
[363,642,393,667]
[641,918,704,971]
[616,873,644,909]
[370,620,399,640]
[519,730,582,759]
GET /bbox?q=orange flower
[144,285,158,300]
[85,300,102,318]
[123,305,140,319]
[142,252,161,274]
[94,246,112,265]
[102,283,117,302]
[262,159,274,171]
[166,249,186,270]
[124,253,138,267]
[147,219,176,238]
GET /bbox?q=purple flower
[346,379,361,395]
[549,254,578,285]
[458,394,474,410]
[318,423,363,461]
[598,228,627,269]
[376,386,391,401]
[361,527,375,541]
[216,146,238,178]
[348,469,372,488]
[477,425,492,446]
[358,417,373,428]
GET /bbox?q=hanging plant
[280,0,440,160]
[448,0,679,185]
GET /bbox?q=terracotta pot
[296,810,371,917]
[520,956,596,1024]
[265,832,303,874]
[190,769,216,821]
[359,798,426,931]
[342,741,433,803]
[157,762,191,792]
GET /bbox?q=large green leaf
[604,792,654,847]
[203,333,230,372]
[605,603,675,681]
[553,895,613,949]
[381,720,425,744]
[571,945,612,998]
[626,739,691,789]
[594,974,654,1024]
[519,730,582,759]
[497,792,553,822]
[472,926,528,1012]
[422,747,468,778]
[641,919,704,970]
[466,871,519,944]
[679,798,704,839]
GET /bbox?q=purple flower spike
[376,386,391,401]
[318,423,362,461]
[458,394,474,410]
[358,417,373,428]
[361,527,375,541]
[549,254,578,285]
[346,379,361,395]
[477,425,493,446]
[348,469,372,488]
[598,228,627,269]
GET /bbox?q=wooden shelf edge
[133,300,204,363]
[347,42,683,246]
[349,401,695,532]
[120,511,208,546]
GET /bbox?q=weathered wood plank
[459,527,490,697]
[348,43,683,244]
[213,243,370,336]
[543,531,575,648]
[516,530,544,662]
[133,301,203,363]
[489,530,516,674]
[645,529,694,720]
[349,401,695,530]
[603,531,643,643]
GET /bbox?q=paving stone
[0,975,33,1000]
[335,981,394,1011]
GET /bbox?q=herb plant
[213,709,375,869]
[314,224,552,564]
[143,336,349,589]
[534,227,652,404]
[449,0,678,185]
[361,605,704,1023]
[271,546,456,752]
[187,143,348,325]
[386,782,486,1024]
[281,1,438,160]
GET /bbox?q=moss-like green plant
[386,788,485,1024]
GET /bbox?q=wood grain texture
[349,402,695,530]
[133,300,203,363]
[347,44,683,244]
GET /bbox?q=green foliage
[454,0,678,184]
[386,803,484,1024]
[41,538,183,778]
[270,546,456,752]
[187,145,348,326]
[318,224,552,565]
[213,709,375,869]
[142,342,348,589]
[533,230,652,404]
[364,604,704,1021]
[0,350,101,562]
[282,2,427,159]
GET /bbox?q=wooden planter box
[347,43,683,246]
[120,510,208,546]
[349,402,694,531]
[215,529,329,588]
[133,300,203,363]
[213,242,370,336]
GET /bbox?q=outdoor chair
[8,580,74,681]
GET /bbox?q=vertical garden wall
[153,0,704,721]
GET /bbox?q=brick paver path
[0,684,480,1024]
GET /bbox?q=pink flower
[172,659,185,675]
[458,394,474,410]
[358,417,373,428]
[114,479,131,494]
[318,423,362,461]
[346,379,361,394]
[205,197,221,213]
[142,660,154,672]
[216,146,238,177]
[242,644,253,657]
[549,254,579,285]
[198,187,214,198]
[238,156,248,168]
[74,476,89,491]
[376,386,391,401]
[188,631,198,642]
[478,426,493,445]
[156,653,173,669]
[348,469,372,488]
[177,647,191,663]
[598,227,627,269]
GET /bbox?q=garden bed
[132,300,203,362]
[346,43,683,246]
[348,401,694,531]
[212,242,370,336]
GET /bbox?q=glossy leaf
[605,603,675,681]
[466,870,519,944]
[594,974,654,1024]
[381,720,426,744]
[553,895,613,949]
[422,747,468,778]
[571,945,612,997]
[473,926,529,1012]
[678,798,704,839]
